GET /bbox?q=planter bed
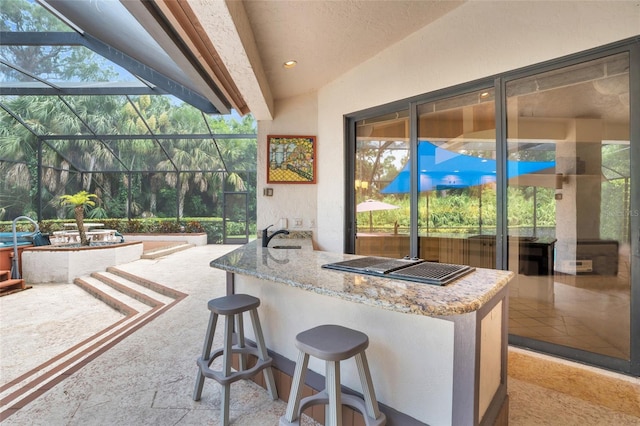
[22,241,143,284]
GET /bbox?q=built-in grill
[322,256,474,286]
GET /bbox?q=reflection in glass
[354,110,409,257]
[415,89,497,267]
[506,53,631,360]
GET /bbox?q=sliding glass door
[346,39,637,374]
[506,53,632,361]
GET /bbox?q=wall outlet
[294,218,303,228]
[309,219,315,228]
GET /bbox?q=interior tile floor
[1,244,638,425]
[509,256,631,359]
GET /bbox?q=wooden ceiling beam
[151,0,250,115]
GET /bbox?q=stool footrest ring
[197,346,273,386]
[279,391,386,426]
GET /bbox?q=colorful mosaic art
[267,135,316,183]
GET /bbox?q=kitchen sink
[271,245,302,249]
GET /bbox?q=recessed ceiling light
[283,60,297,69]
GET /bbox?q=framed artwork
[267,135,316,184]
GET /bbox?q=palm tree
[59,190,97,245]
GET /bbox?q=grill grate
[388,262,474,285]
[322,257,423,274]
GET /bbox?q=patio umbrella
[356,199,400,232]
[381,141,556,194]
[380,141,555,233]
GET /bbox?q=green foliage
[59,190,97,208]
[1,0,69,32]
[184,221,205,233]
[0,217,249,245]
[0,1,257,227]
[88,206,109,219]
[358,184,562,236]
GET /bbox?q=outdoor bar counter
[209,237,513,426]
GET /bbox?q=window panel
[506,52,631,360]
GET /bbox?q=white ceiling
[240,0,464,101]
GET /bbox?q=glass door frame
[499,40,640,376]
[344,37,639,376]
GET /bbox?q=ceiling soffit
[135,0,251,116]
[185,0,275,120]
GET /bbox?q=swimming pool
[0,241,32,248]
[0,232,34,243]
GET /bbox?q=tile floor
[1,244,638,425]
[508,270,631,359]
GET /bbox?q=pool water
[0,241,32,248]
[0,232,33,243]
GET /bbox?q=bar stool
[193,294,278,425]
[280,324,386,426]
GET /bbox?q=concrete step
[141,243,194,259]
[106,266,188,300]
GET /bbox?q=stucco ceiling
[239,0,464,101]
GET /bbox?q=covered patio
[1,0,638,423]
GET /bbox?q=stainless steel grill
[322,257,474,286]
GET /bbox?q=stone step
[74,275,151,315]
[141,243,194,259]
[91,271,175,306]
[106,266,188,301]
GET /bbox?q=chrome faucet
[262,224,290,247]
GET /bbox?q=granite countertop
[210,238,513,317]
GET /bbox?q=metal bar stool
[193,294,278,425]
[280,324,386,426]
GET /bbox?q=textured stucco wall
[257,92,319,236]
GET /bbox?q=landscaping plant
[59,191,97,246]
